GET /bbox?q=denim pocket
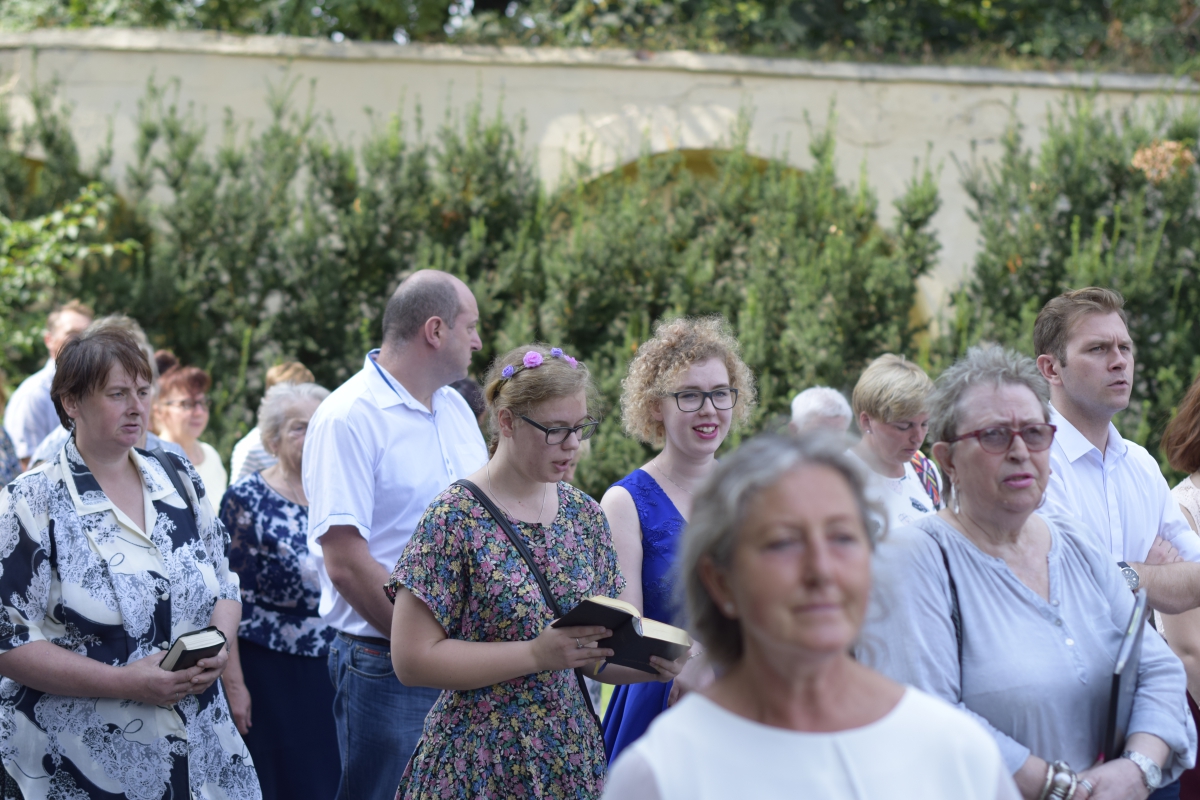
[347,642,395,679]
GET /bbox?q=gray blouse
[858,513,1196,781]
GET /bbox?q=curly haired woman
[600,317,756,762]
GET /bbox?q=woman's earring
[951,480,960,515]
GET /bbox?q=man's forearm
[1132,561,1200,614]
[332,559,394,636]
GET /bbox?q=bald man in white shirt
[304,270,488,800]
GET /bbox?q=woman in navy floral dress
[219,382,338,800]
[387,345,686,800]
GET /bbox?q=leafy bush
[940,93,1200,477]
[0,79,938,498]
[3,0,1197,73]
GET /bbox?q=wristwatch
[1117,561,1140,592]
[1122,749,1162,790]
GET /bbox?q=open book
[160,626,227,672]
[552,596,692,674]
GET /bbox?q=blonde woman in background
[229,362,315,481]
[601,317,756,762]
[848,354,942,537]
[387,344,684,799]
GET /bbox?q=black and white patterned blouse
[220,472,335,657]
[0,437,260,800]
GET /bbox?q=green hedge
[0,79,939,497]
[2,0,1197,73]
[939,94,1200,478]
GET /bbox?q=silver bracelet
[1036,763,1055,800]
[1048,761,1078,800]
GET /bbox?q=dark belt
[338,631,390,648]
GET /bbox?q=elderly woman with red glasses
[860,344,1195,800]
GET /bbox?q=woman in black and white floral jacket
[0,325,260,800]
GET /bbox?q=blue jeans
[1150,780,1180,800]
[328,633,441,800]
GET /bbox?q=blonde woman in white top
[847,354,942,537]
[603,433,1017,800]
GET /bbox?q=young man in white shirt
[303,270,488,800]
[3,300,92,470]
[1036,286,1200,799]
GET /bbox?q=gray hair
[677,432,882,669]
[928,344,1051,500]
[382,270,462,344]
[790,386,852,427]
[258,382,330,455]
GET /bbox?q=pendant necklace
[488,461,549,524]
[653,457,695,496]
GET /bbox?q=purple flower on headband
[501,365,515,379]
[565,356,578,369]
[523,351,544,369]
[550,347,564,358]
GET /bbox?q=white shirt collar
[1049,404,1127,463]
[364,350,432,414]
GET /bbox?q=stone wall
[1,28,1196,317]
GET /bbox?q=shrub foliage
[941,94,1200,475]
[0,79,939,497]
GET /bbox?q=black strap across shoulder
[150,448,196,521]
[454,479,600,723]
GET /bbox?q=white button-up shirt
[303,350,488,638]
[1044,405,1200,563]
[2,359,59,460]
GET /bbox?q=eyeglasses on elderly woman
[945,423,1056,454]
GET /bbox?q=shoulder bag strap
[454,479,600,723]
[921,528,963,675]
[151,448,196,521]
[911,452,943,509]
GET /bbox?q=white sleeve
[303,410,376,548]
[994,766,1022,800]
[602,750,663,800]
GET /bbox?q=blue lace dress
[601,468,686,762]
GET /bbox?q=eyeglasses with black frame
[518,415,600,445]
[668,388,739,413]
[946,423,1057,454]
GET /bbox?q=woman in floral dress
[219,381,338,799]
[0,326,259,800]
[387,344,686,800]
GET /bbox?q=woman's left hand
[1076,759,1150,800]
[648,654,687,685]
[187,645,230,696]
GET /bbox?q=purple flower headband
[500,347,579,382]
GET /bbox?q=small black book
[552,596,692,674]
[160,626,227,672]
[1103,588,1148,761]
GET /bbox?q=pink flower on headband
[501,365,515,379]
[565,356,578,369]
[523,351,544,369]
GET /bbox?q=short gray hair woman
[859,344,1194,800]
[789,386,852,435]
[603,432,1019,800]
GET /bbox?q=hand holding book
[552,596,693,675]
[531,622,614,673]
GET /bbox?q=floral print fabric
[0,437,259,800]
[0,431,18,486]
[220,471,335,657]
[386,481,624,800]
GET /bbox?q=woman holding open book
[860,345,1194,799]
[601,316,756,761]
[387,344,686,800]
[0,327,259,800]
[603,432,1019,799]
